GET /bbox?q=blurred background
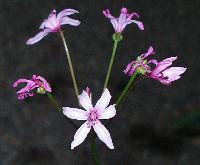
[0,0,199,164]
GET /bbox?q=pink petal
[95,88,111,110]
[93,121,114,149]
[57,9,79,20]
[123,61,135,74]
[99,104,116,119]
[162,67,187,80]
[129,20,144,30]
[60,17,81,26]
[36,76,52,92]
[79,90,93,111]
[63,107,87,120]
[71,122,91,149]
[26,30,50,45]
[103,9,114,19]
[13,79,33,87]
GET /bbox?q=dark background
[0,0,199,164]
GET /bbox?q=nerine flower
[26,9,80,45]
[124,46,155,76]
[63,88,116,149]
[13,75,51,100]
[149,57,187,85]
[103,7,144,33]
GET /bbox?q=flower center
[87,109,99,127]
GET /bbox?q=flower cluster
[13,6,187,154]
[124,46,187,85]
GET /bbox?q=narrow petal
[26,30,50,45]
[79,90,93,111]
[123,61,135,74]
[71,122,91,149]
[63,107,87,120]
[60,17,81,26]
[103,9,114,19]
[95,88,111,110]
[129,20,144,30]
[99,104,116,119]
[13,79,33,87]
[93,121,114,149]
[57,9,79,20]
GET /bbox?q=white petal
[95,88,111,110]
[63,107,87,120]
[99,104,116,119]
[79,90,93,111]
[93,121,114,149]
[26,30,50,45]
[71,122,91,149]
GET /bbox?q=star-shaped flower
[63,88,116,149]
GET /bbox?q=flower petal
[71,122,91,149]
[162,67,187,80]
[79,90,93,111]
[60,17,81,26]
[93,121,114,149]
[99,104,116,119]
[128,20,144,30]
[63,107,87,120]
[26,30,50,45]
[95,88,111,110]
[57,9,79,20]
[36,76,52,92]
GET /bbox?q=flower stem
[103,40,119,89]
[115,72,138,107]
[46,92,78,129]
[59,30,79,104]
[90,137,100,165]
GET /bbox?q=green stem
[90,137,100,165]
[46,92,78,128]
[46,92,61,111]
[103,40,119,89]
[115,72,138,107]
[59,30,79,104]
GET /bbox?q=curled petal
[71,122,91,149]
[26,30,50,45]
[103,9,114,19]
[63,107,87,120]
[95,88,111,110]
[60,17,81,26]
[79,90,93,111]
[36,76,52,92]
[99,104,116,119]
[93,121,114,149]
[129,20,144,30]
[57,9,79,20]
[13,79,33,87]
[123,61,135,74]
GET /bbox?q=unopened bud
[37,87,46,94]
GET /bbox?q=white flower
[63,88,116,149]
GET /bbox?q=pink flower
[63,88,116,149]
[13,75,52,100]
[26,9,81,45]
[124,46,155,76]
[149,57,187,85]
[103,7,144,33]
